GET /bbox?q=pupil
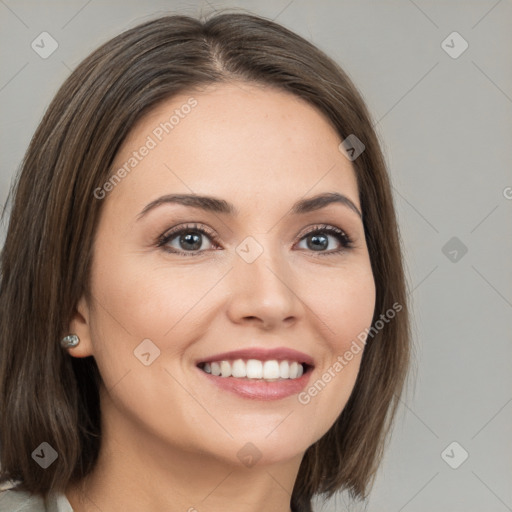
[308,234,327,251]
[180,232,201,250]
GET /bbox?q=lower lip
[197,366,313,401]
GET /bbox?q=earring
[61,334,80,349]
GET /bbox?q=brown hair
[0,9,410,511]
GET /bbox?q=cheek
[335,272,376,347]
[85,244,235,397]
[309,260,376,349]
[89,245,223,341]
[327,264,376,386]
[85,250,213,436]
[295,263,375,430]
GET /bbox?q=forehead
[105,81,360,216]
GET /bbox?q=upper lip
[196,347,315,367]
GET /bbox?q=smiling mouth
[197,358,313,381]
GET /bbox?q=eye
[295,224,353,255]
[157,223,354,257]
[157,223,220,257]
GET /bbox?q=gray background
[1,1,511,511]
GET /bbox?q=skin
[65,81,376,512]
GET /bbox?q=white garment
[0,485,74,512]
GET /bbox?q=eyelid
[296,223,350,240]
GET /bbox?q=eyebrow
[136,191,362,221]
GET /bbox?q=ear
[66,295,95,358]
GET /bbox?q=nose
[225,243,303,330]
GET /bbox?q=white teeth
[231,359,245,378]
[220,360,232,378]
[201,359,306,380]
[279,360,289,378]
[289,361,299,379]
[211,362,221,376]
[246,359,263,379]
[262,360,280,379]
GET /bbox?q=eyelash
[156,223,354,258]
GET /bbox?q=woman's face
[70,81,376,467]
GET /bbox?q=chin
[195,423,319,468]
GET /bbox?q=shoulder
[0,486,47,511]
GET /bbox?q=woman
[0,10,410,512]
